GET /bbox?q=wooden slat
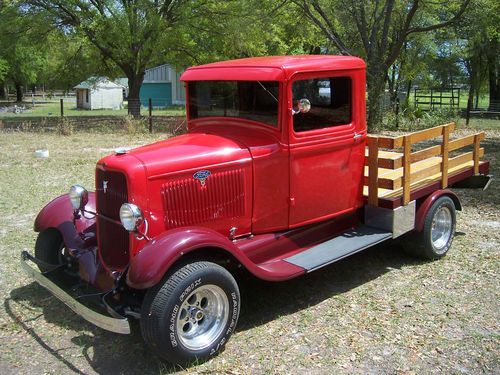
[411,144,442,164]
[367,137,379,206]
[409,122,455,144]
[377,136,403,149]
[375,122,456,150]
[402,135,411,205]
[364,149,403,169]
[441,125,449,188]
[449,133,485,152]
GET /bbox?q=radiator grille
[96,168,129,269]
[162,169,245,228]
[96,169,128,219]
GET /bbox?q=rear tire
[403,196,456,260]
[34,229,65,272]
[141,261,240,365]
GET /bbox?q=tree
[292,0,470,129]
[24,0,189,116]
[0,4,49,101]
[0,57,8,99]
[454,0,499,111]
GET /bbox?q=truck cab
[22,56,490,365]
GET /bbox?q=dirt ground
[0,127,498,374]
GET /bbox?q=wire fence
[0,96,187,134]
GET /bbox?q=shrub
[121,115,147,134]
[380,105,460,132]
[57,117,74,136]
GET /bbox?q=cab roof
[180,55,365,82]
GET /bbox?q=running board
[284,225,392,272]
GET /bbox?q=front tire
[404,196,456,260]
[141,261,240,365]
[34,229,66,272]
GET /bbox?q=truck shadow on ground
[6,242,426,374]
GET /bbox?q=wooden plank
[377,136,403,149]
[411,144,442,163]
[449,133,485,152]
[402,135,411,205]
[364,149,403,169]
[441,125,449,188]
[367,137,379,206]
[473,134,480,174]
[375,122,455,150]
[409,122,455,144]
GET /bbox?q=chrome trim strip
[21,252,131,334]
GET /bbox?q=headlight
[69,185,88,210]
[119,203,143,231]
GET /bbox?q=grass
[0,124,498,374]
[0,99,186,118]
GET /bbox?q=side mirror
[292,98,311,115]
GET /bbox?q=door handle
[353,133,363,140]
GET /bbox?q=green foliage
[0,4,51,95]
[380,106,460,131]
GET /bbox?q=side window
[292,77,351,132]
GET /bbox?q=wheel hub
[175,284,229,351]
[431,205,453,252]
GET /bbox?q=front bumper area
[21,251,131,334]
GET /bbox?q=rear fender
[34,193,96,248]
[127,227,257,289]
[415,189,462,232]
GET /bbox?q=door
[288,71,366,227]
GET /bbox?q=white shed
[74,77,125,110]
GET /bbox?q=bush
[380,105,460,132]
[121,115,147,134]
[57,117,74,136]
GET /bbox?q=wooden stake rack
[364,122,486,207]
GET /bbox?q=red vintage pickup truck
[22,55,490,364]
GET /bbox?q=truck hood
[127,133,251,178]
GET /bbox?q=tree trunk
[487,39,499,111]
[127,72,145,117]
[366,63,388,131]
[15,82,23,102]
[0,82,5,100]
[406,80,412,104]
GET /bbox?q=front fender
[34,192,96,248]
[415,189,462,232]
[127,227,256,289]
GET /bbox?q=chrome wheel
[176,284,229,351]
[431,205,452,252]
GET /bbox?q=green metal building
[139,64,185,108]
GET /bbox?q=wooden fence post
[368,137,379,206]
[402,135,411,205]
[60,98,64,117]
[473,134,480,174]
[441,125,449,188]
[148,98,153,133]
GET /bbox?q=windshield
[188,81,279,127]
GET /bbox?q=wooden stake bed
[364,123,487,207]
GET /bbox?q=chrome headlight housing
[69,185,88,210]
[119,203,143,232]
